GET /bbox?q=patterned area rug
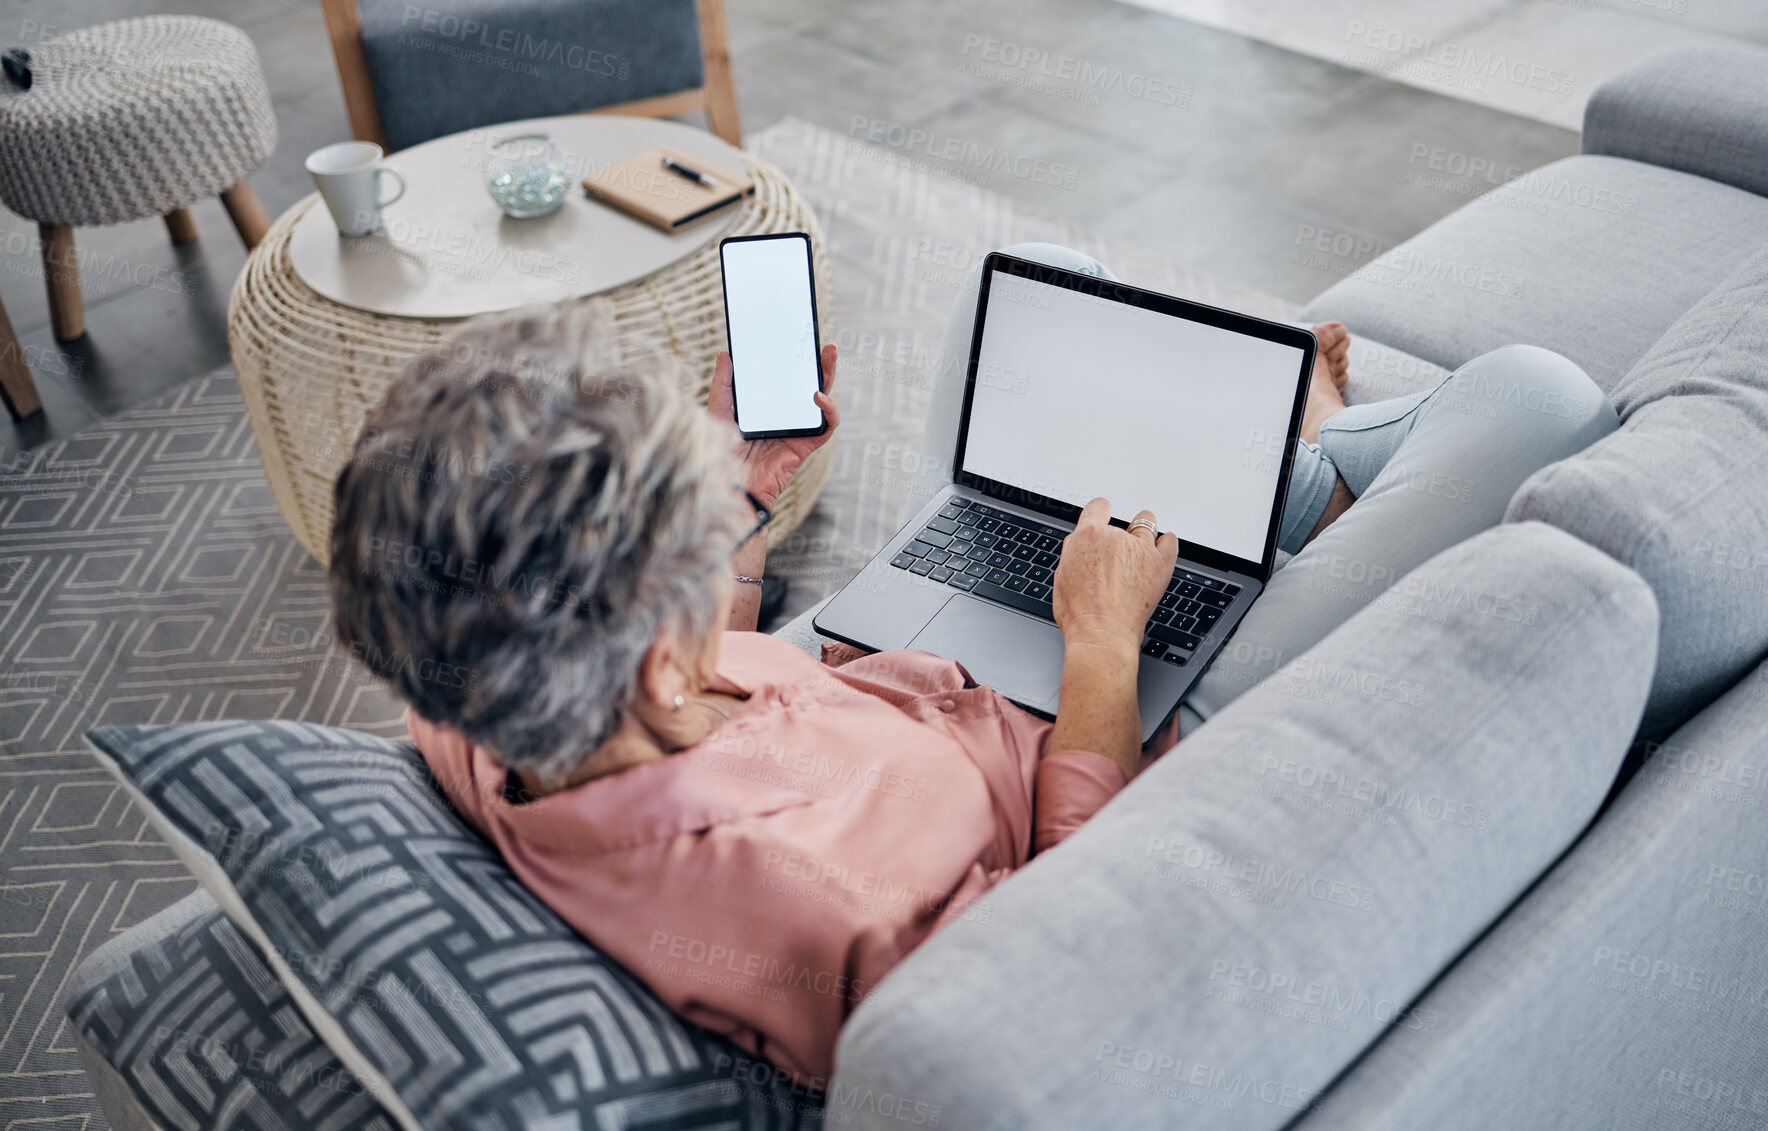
[0,117,1290,1131]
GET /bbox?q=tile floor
[1127,0,1768,129]
[0,0,1601,455]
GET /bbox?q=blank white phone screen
[963,270,1306,563]
[723,236,823,434]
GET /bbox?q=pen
[661,155,716,188]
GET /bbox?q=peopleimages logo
[1655,1066,1768,1121]
[1343,21,1576,96]
[645,931,878,1003]
[398,5,630,78]
[0,450,136,498]
[152,1025,382,1100]
[1375,247,1526,300]
[711,1052,943,1126]
[1208,959,1443,1032]
[1257,755,1491,829]
[1590,944,1768,1009]
[1275,654,1427,708]
[849,117,1080,190]
[3,229,198,299]
[373,217,584,284]
[1143,837,1377,911]
[958,34,1190,107]
[1090,1041,1316,1112]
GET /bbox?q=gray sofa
[821,42,1768,1131]
[67,44,1768,1131]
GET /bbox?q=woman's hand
[1052,499,1178,655]
[1046,500,1177,777]
[707,345,840,508]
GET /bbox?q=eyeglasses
[736,487,772,549]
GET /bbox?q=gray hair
[328,301,746,784]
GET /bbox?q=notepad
[583,145,754,231]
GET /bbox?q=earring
[672,695,685,710]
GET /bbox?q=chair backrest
[318,0,740,152]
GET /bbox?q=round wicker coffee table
[228,137,831,566]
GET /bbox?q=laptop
[814,253,1317,743]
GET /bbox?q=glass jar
[484,133,571,219]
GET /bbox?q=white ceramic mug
[306,141,406,236]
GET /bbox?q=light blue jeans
[932,243,1620,732]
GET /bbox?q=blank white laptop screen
[962,270,1305,564]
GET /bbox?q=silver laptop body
[815,254,1317,743]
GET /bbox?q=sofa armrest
[831,523,1658,1131]
[1582,45,1768,199]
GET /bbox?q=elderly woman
[329,302,1177,1089]
[330,246,1615,1087]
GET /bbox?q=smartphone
[719,232,827,439]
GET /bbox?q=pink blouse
[407,631,1129,1088]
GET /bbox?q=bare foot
[1301,321,1350,444]
[1313,321,1350,392]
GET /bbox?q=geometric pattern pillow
[84,721,823,1131]
[67,890,400,1131]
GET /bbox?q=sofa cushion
[1582,44,1768,202]
[1507,243,1768,735]
[82,720,821,1131]
[67,889,399,1131]
[1290,658,1768,1131]
[831,522,1658,1131]
[357,0,705,152]
[1298,155,1768,392]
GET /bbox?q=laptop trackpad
[907,596,1065,713]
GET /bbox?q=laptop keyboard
[888,496,1241,666]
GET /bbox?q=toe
[1313,322,1352,391]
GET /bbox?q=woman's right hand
[1052,498,1179,654]
[708,345,840,510]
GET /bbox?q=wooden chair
[318,0,741,151]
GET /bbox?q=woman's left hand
[707,344,840,508]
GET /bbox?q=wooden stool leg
[219,181,268,249]
[0,292,43,419]
[164,207,200,244]
[39,222,85,342]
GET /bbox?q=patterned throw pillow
[85,721,823,1131]
[68,890,400,1131]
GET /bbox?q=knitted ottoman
[0,15,277,350]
